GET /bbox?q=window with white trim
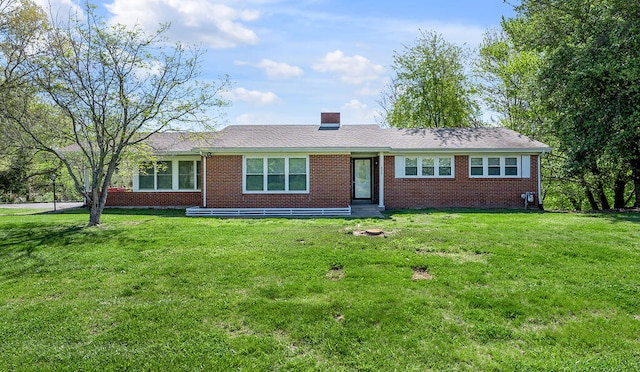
[244,156,309,193]
[136,159,201,191]
[468,156,520,178]
[138,162,155,190]
[400,156,455,178]
[157,161,173,189]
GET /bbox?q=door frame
[352,158,373,201]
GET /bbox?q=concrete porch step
[350,204,385,218]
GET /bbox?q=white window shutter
[521,155,531,178]
[394,156,404,178]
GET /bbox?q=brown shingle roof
[201,125,387,151]
[187,125,550,153]
[144,132,216,154]
[385,127,549,151]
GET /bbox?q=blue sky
[35,0,515,126]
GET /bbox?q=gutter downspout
[537,154,542,209]
[202,152,207,208]
[378,153,385,209]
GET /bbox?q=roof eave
[389,147,552,154]
[152,150,200,156]
[194,147,391,154]
[153,146,552,155]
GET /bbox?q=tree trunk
[88,188,102,226]
[596,182,610,210]
[581,179,599,210]
[632,160,640,208]
[613,177,627,209]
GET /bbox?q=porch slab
[350,204,385,218]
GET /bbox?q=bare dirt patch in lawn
[412,266,433,281]
[415,248,488,263]
[326,266,344,281]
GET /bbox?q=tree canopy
[381,30,480,128]
[476,27,544,139]
[506,0,640,209]
[481,0,640,209]
[0,1,230,225]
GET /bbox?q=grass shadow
[102,208,187,217]
[58,207,187,218]
[383,208,545,218]
[384,207,640,224]
[550,210,640,224]
[0,221,141,279]
[0,225,85,278]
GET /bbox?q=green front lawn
[0,208,48,216]
[1,209,639,370]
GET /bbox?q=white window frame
[243,155,310,194]
[399,155,455,178]
[468,155,521,178]
[134,158,201,192]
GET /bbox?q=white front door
[354,159,372,199]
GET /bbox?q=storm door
[353,159,372,199]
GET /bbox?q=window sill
[243,191,310,195]
[134,189,202,192]
[398,176,455,179]
[469,176,520,179]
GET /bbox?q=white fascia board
[193,147,552,156]
[195,147,390,155]
[153,151,202,156]
[389,148,551,154]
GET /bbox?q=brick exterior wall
[108,153,540,210]
[384,155,539,209]
[105,191,201,207]
[205,154,351,208]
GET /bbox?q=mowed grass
[0,208,49,216]
[1,209,639,371]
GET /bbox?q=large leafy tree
[0,0,60,200]
[507,0,640,209]
[381,30,480,128]
[0,1,229,225]
[476,27,543,138]
[476,26,591,210]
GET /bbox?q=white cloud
[105,0,259,48]
[256,59,304,79]
[32,0,84,21]
[225,88,280,105]
[341,99,376,122]
[235,59,304,79]
[313,50,385,85]
[134,60,165,79]
[356,86,381,96]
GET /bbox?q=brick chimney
[320,112,340,130]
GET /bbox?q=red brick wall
[105,191,201,207]
[205,154,351,208]
[108,154,539,209]
[384,155,539,209]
